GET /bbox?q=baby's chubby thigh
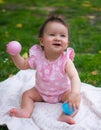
[22,87,44,102]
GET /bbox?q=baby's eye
[61,34,66,37]
[49,34,55,36]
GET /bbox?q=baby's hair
[38,14,69,38]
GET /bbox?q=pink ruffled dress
[28,45,75,103]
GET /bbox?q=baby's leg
[9,87,43,118]
[59,90,77,124]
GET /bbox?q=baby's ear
[39,38,44,46]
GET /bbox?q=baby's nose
[54,36,61,41]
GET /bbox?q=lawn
[0,0,101,86]
[0,0,101,129]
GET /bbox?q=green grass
[0,0,101,87]
[0,0,101,129]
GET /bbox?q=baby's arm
[6,41,30,70]
[65,59,81,109]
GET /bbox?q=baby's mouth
[52,43,61,46]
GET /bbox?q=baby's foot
[9,108,31,118]
[58,114,76,124]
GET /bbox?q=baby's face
[39,21,69,58]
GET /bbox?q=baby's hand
[6,41,22,56]
[68,92,81,110]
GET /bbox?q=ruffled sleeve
[66,47,75,61]
[28,45,42,69]
[61,47,75,72]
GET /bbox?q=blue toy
[62,102,74,115]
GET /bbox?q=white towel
[0,69,101,130]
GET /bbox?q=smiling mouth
[52,43,61,46]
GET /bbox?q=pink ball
[7,41,22,55]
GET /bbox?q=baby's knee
[22,90,31,98]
